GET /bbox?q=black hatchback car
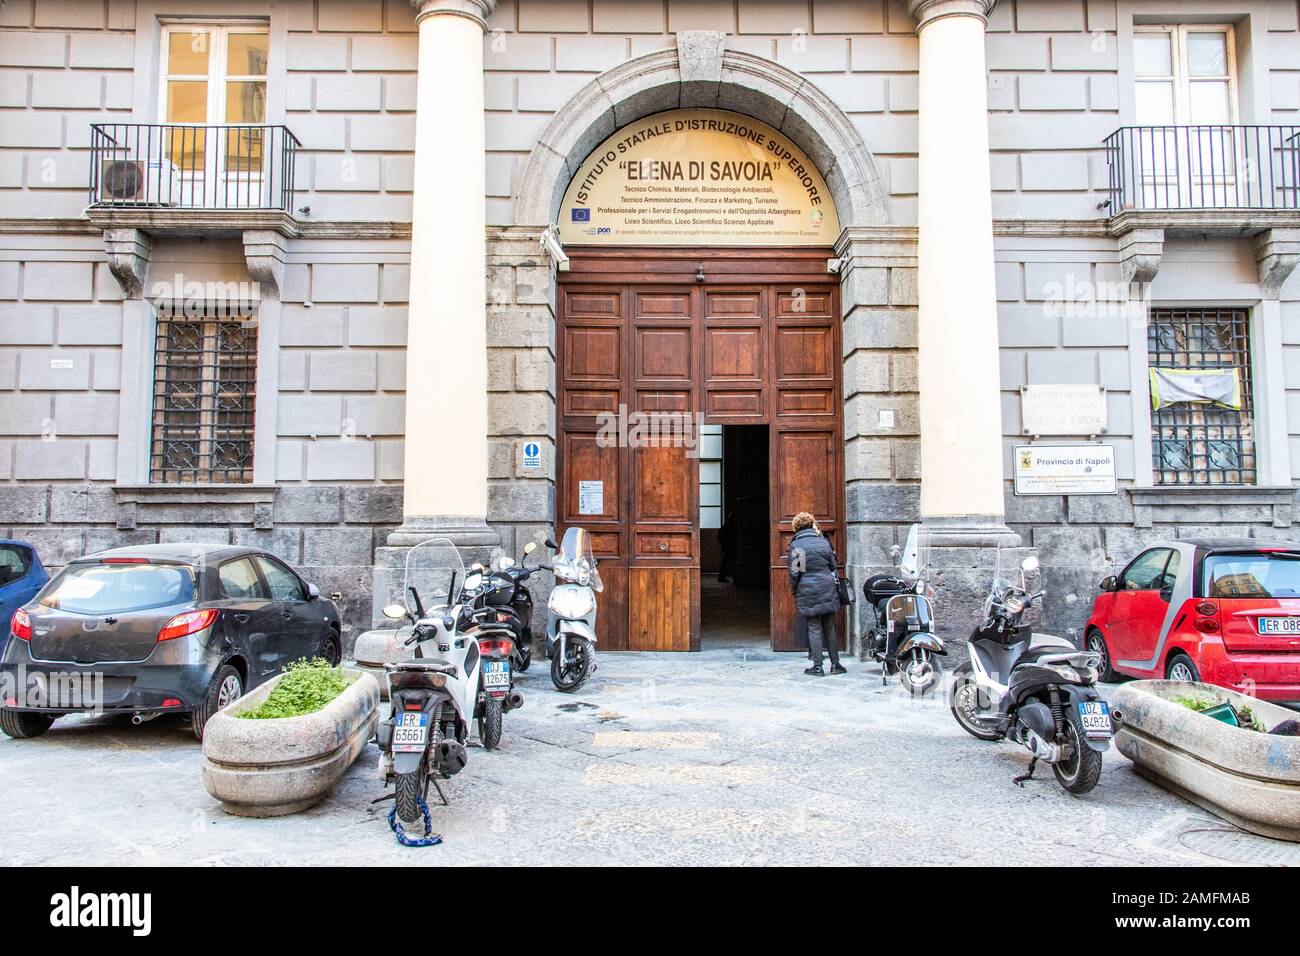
[1,544,342,740]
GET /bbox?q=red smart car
[1085,538,1300,702]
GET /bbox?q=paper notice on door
[578,480,604,515]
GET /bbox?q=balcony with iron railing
[86,123,300,234]
[1103,125,1300,217]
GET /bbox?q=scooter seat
[1013,645,1093,670]
[385,659,458,677]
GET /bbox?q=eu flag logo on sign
[570,208,590,222]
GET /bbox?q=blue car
[0,541,48,654]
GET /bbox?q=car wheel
[0,709,56,740]
[1087,629,1119,683]
[191,664,244,741]
[320,630,342,666]
[1165,651,1201,684]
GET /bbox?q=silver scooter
[538,527,602,693]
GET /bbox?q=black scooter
[948,554,1118,794]
[460,541,539,674]
[861,525,946,695]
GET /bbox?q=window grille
[150,312,257,483]
[1148,307,1254,485]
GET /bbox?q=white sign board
[1020,384,1107,436]
[1014,444,1117,496]
[521,441,542,470]
[578,480,604,515]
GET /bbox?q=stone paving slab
[0,646,1290,866]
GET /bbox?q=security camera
[541,225,569,272]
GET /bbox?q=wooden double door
[557,249,844,652]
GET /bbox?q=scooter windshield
[557,527,603,593]
[402,537,467,617]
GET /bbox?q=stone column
[908,0,1014,546]
[392,0,498,547]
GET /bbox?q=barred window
[1148,307,1254,485]
[150,313,257,483]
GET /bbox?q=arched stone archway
[513,36,888,230]
[490,37,908,655]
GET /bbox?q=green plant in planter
[236,659,352,720]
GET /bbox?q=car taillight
[10,608,31,641]
[102,557,149,564]
[1192,600,1219,633]
[157,608,218,642]
[479,638,512,655]
[1194,616,1220,633]
[1195,601,1218,616]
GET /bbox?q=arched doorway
[515,44,887,653]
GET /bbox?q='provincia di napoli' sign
[558,108,841,247]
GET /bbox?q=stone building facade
[2,0,1300,653]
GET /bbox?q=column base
[385,515,500,548]
[921,515,1021,547]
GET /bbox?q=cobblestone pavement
[1,646,1292,866]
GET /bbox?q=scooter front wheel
[948,665,1000,741]
[550,636,592,693]
[898,651,942,697]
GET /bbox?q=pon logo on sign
[522,442,542,470]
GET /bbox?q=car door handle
[233,613,250,624]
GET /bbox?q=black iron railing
[1104,125,1300,212]
[88,123,299,211]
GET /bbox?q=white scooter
[537,527,603,693]
[376,537,522,831]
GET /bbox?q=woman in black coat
[787,511,845,676]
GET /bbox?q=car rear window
[1204,553,1300,599]
[40,563,195,614]
[0,545,31,586]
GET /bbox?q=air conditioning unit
[98,158,184,206]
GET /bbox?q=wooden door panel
[773,429,838,525]
[634,442,693,524]
[629,566,692,651]
[775,325,834,383]
[561,432,620,524]
[594,563,629,651]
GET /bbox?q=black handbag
[836,575,855,608]
[830,542,854,607]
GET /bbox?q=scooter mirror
[471,562,484,572]
[433,587,449,599]
[545,539,558,550]
[523,541,537,555]
[1021,556,1040,573]
[898,524,921,577]
[382,603,408,621]
[496,555,515,570]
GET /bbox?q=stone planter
[350,627,412,700]
[1113,680,1300,842]
[201,668,381,817]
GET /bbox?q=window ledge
[1129,485,1295,504]
[111,485,278,531]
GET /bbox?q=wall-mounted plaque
[1020,384,1108,436]
[1014,444,1117,495]
[578,480,604,515]
[557,108,840,247]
